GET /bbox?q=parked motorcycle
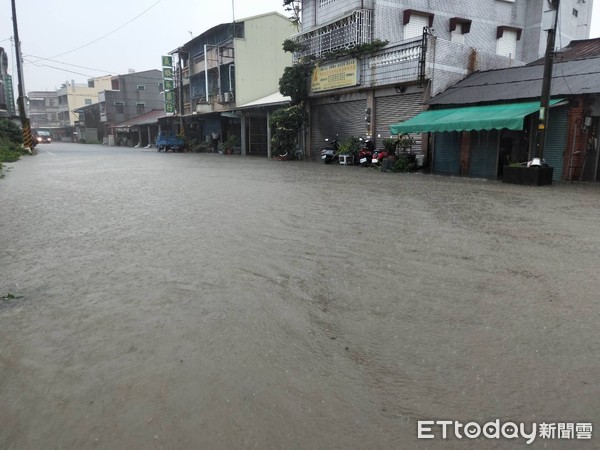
[320,134,340,164]
[358,136,375,166]
[371,148,390,165]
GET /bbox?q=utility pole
[11,0,35,153]
[535,0,560,160]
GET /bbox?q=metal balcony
[293,9,373,62]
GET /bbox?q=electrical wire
[31,0,164,61]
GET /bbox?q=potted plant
[219,135,238,155]
[337,136,361,165]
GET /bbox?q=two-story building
[292,0,593,158]
[169,12,294,156]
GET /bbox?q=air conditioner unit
[224,92,232,103]
[216,93,223,103]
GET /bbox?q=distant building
[28,91,60,129]
[99,69,164,130]
[56,76,113,127]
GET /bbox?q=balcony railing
[363,37,423,87]
[293,9,373,62]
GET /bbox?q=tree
[282,0,301,30]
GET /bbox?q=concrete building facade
[293,0,594,158]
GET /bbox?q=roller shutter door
[544,105,568,181]
[311,100,365,159]
[469,130,499,179]
[433,131,461,175]
[376,93,423,153]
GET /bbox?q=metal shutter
[405,14,429,40]
[433,132,461,175]
[544,105,568,181]
[311,100,366,159]
[376,93,423,153]
[469,130,499,179]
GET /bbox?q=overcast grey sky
[1,0,292,92]
[1,0,599,93]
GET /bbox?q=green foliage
[279,63,314,105]
[282,0,301,30]
[0,136,27,164]
[392,153,410,173]
[382,138,398,154]
[269,104,308,158]
[397,134,415,151]
[337,136,361,155]
[282,39,304,54]
[0,119,23,144]
[320,39,389,61]
[219,135,238,151]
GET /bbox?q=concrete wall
[234,13,294,106]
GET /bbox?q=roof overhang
[390,99,564,134]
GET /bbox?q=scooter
[371,148,390,165]
[321,134,340,164]
[358,136,375,166]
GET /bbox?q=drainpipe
[204,44,209,101]
[229,64,235,93]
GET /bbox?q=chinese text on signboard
[311,59,359,93]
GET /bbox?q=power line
[31,0,164,61]
[24,54,115,76]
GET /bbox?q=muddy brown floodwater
[1,144,599,449]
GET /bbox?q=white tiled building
[293,0,594,157]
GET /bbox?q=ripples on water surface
[0,146,599,449]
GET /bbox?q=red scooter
[371,148,390,165]
[358,136,375,166]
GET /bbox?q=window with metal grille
[319,0,336,6]
[496,27,521,59]
[403,11,432,40]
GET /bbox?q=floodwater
[1,144,599,449]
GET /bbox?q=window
[403,10,434,40]
[137,85,145,90]
[136,103,145,114]
[84,98,92,105]
[319,0,336,6]
[496,26,521,59]
[111,79,120,90]
[450,18,472,44]
[88,80,95,88]
[114,102,124,113]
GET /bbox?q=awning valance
[390,99,563,134]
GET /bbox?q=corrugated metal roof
[237,92,291,109]
[111,109,166,128]
[428,56,600,106]
[529,38,600,65]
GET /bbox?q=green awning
[390,99,563,134]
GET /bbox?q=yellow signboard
[311,59,359,93]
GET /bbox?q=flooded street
[1,143,599,449]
